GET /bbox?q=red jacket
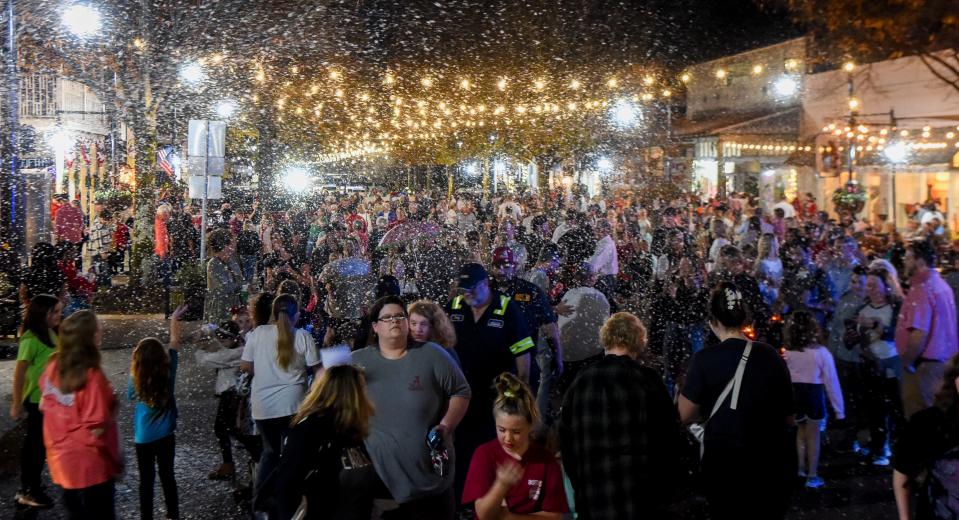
[58,260,96,298]
[113,223,130,250]
[54,205,85,244]
[40,364,121,489]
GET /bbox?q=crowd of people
[9,184,959,520]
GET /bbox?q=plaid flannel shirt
[559,355,682,520]
[87,218,114,258]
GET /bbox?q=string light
[752,64,764,75]
[715,69,727,80]
[843,61,856,73]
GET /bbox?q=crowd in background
[8,183,959,520]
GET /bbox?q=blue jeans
[239,255,256,283]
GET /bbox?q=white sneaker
[872,456,890,467]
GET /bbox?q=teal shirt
[128,349,179,444]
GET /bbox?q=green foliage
[173,261,206,288]
[832,180,868,213]
[94,189,133,213]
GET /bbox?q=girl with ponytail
[240,293,320,515]
[462,373,568,520]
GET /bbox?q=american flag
[157,146,175,176]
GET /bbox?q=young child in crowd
[128,304,187,520]
[783,310,845,489]
[462,372,568,519]
[196,317,252,481]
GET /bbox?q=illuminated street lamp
[62,4,102,38]
[610,98,640,129]
[180,61,207,85]
[215,99,237,119]
[884,141,908,163]
[280,165,312,192]
[773,76,799,98]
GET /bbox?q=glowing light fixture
[772,76,798,98]
[280,166,312,192]
[179,61,206,85]
[62,4,102,37]
[884,141,908,163]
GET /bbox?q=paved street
[0,315,897,519]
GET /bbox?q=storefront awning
[673,108,801,139]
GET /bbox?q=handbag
[688,341,752,457]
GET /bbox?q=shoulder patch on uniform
[514,293,531,302]
[488,319,504,328]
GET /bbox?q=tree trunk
[129,115,158,287]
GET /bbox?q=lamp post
[2,0,25,258]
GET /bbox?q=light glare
[62,4,102,37]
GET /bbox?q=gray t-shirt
[352,342,471,503]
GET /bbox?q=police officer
[490,247,563,426]
[447,262,534,501]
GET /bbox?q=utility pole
[2,0,25,258]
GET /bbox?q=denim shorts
[793,383,826,422]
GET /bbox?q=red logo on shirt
[409,376,424,391]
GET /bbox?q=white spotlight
[773,76,799,98]
[180,61,207,85]
[62,4,102,38]
[884,141,909,163]
[280,166,312,192]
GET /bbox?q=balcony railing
[19,74,106,125]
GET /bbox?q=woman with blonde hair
[276,364,376,520]
[754,233,783,306]
[463,373,568,520]
[241,293,320,516]
[561,312,681,518]
[40,310,121,519]
[408,299,457,350]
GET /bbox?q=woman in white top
[707,220,732,272]
[240,293,320,514]
[856,268,903,467]
[753,233,783,307]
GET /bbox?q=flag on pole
[79,142,91,165]
[96,140,105,166]
[157,146,175,177]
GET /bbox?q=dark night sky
[350,0,803,70]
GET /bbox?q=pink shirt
[783,346,845,418]
[40,365,121,489]
[896,269,959,361]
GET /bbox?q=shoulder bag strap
[729,341,752,410]
[704,341,753,425]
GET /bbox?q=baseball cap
[492,247,516,266]
[458,263,489,289]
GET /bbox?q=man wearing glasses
[446,263,534,502]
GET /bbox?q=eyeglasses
[376,315,408,324]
